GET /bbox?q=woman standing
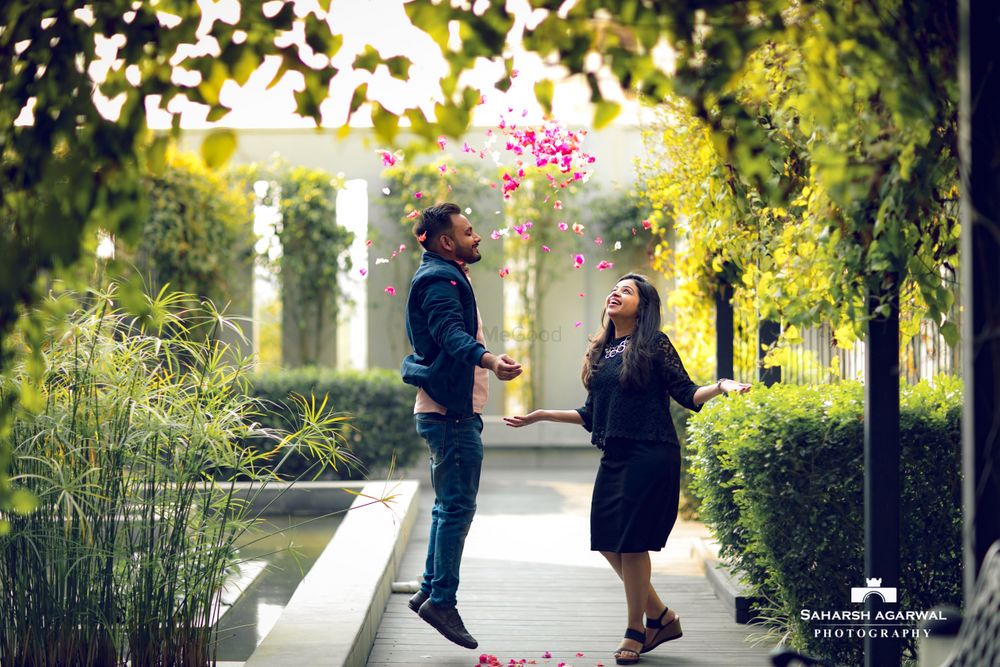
[504,273,749,665]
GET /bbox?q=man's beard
[460,247,482,263]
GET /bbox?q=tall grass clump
[0,283,354,667]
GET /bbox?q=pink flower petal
[594,237,603,245]
[450,280,457,285]
[553,200,562,210]
[572,223,585,235]
[642,219,652,230]
[558,222,568,231]
[578,292,585,297]
[542,652,551,659]
[414,191,423,199]
[406,210,421,219]
[437,136,447,150]
[438,163,448,173]
[541,245,550,252]
[384,286,396,296]
[359,268,367,277]
[573,254,585,269]
[376,149,398,167]
[417,231,427,242]
[575,321,582,327]
[366,239,373,247]
[499,267,510,278]
[597,260,614,271]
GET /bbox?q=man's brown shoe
[417,600,478,649]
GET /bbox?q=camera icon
[851,578,897,603]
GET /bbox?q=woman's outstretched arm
[503,409,585,427]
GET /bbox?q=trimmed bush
[248,368,421,480]
[687,378,963,665]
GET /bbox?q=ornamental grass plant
[0,284,354,667]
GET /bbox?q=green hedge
[687,378,963,665]
[247,368,421,480]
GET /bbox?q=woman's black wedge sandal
[615,627,645,665]
[641,606,683,654]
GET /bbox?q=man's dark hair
[413,202,461,250]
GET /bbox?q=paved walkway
[367,458,774,666]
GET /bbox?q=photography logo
[850,577,897,604]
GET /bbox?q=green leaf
[940,321,959,347]
[593,101,621,129]
[201,129,238,169]
[10,488,37,514]
[147,135,169,176]
[371,103,400,144]
[385,56,412,80]
[534,79,554,115]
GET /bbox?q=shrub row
[247,368,422,480]
[687,378,963,665]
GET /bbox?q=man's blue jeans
[414,412,484,608]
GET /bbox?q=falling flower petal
[414,191,423,199]
[417,231,428,242]
[407,210,421,219]
[594,236,603,245]
[384,286,396,296]
[438,163,448,173]
[359,268,367,277]
[576,653,585,657]
[575,321,582,327]
[366,239,373,247]
[465,207,472,214]
[572,222,585,235]
[597,260,614,271]
[642,219,652,230]
[558,222,569,231]
[631,227,637,236]
[376,149,398,167]
[382,187,391,195]
[450,280,457,285]
[553,200,563,210]
[542,245,551,252]
[376,258,389,265]
[499,267,510,278]
[437,135,447,150]
[573,254,585,269]
[542,652,551,659]
[578,292,585,297]
[398,244,406,252]
[614,241,622,251]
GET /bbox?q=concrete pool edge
[242,479,421,667]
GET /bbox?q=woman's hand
[503,410,545,427]
[719,379,751,395]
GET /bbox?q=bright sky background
[88,0,671,130]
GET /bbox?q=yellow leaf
[200,130,237,169]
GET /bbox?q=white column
[336,179,369,370]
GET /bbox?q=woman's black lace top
[576,331,702,449]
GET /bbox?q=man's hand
[480,352,522,381]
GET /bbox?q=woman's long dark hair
[581,273,663,390]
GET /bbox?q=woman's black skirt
[590,436,680,553]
